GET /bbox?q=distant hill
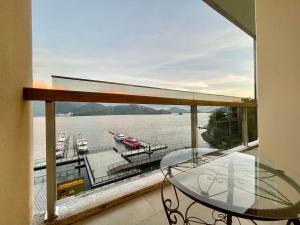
[73,103,110,115]
[33,102,86,116]
[73,104,171,116]
[56,102,86,114]
[198,106,221,113]
[168,107,189,114]
[111,105,170,115]
[32,102,219,117]
[33,102,171,116]
[166,106,220,114]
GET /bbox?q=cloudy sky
[32,0,254,97]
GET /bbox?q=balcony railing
[24,76,257,222]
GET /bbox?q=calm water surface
[33,113,211,160]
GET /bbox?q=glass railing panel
[247,107,258,142]
[228,107,243,148]
[33,101,47,214]
[199,106,243,150]
[32,78,256,213]
[52,102,192,201]
[52,76,194,99]
[193,92,242,103]
[33,101,257,212]
[197,106,215,149]
[52,76,242,102]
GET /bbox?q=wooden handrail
[23,88,257,108]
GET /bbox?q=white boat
[57,137,66,142]
[56,147,64,158]
[57,132,67,142]
[77,138,87,146]
[114,133,125,142]
[56,142,64,158]
[77,138,88,153]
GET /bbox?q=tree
[202,98,257,149]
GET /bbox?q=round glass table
[160,148,300,225]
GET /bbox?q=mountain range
[33,102,217,116]
[33,102,186,116]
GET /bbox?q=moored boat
[114,133,125,142]
[56,142,64,158]
[123,137,141,149]
[77,137,88,153]
[57,132,67,142]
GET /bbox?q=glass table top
[160,148,300,220]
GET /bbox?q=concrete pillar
[256,0,300,171]
[0,0,33,224]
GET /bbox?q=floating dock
[34,135,82,170]
[109,130,168,156]
[34,132,170,211]
[85,149,141,187]
[121,144,167,157]
[33,135,82,213]
[107,149,174,174]
[86,149,128,178]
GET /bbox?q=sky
[32,0,254,98]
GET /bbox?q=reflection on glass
[162,150,300,220]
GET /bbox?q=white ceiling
[203,0,256,38]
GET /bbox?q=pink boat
[123,137,141,149]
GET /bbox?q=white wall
[256,0,300,171]
[0,0,33,224]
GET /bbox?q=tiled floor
[72,186,287,225]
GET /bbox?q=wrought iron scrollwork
[161,174,185,225]
[211,210,227,225]
[161,171,227,225]
[287,219,300,225]
[161,171,260,225]
[161,150,300,225]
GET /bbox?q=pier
[34,135,83,212]
[107,149,173,174]
[120,144,167,157]
[34,135,82,170]
[109,130,168,154]
[84,148,141,188]
[34,132,170,212]
[83,131,169,187]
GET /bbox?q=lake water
[33,113,211,160]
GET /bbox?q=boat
[56,142,64,158]
[77,137,88,153]
[114,133,125,142]
[57,132,67,142]
[56,147,64,158]
[123,137,141,149]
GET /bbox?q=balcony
[3,1,300,225]
[27,76,258,224]
[33,145,259,225]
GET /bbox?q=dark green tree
[202,98,257,149]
